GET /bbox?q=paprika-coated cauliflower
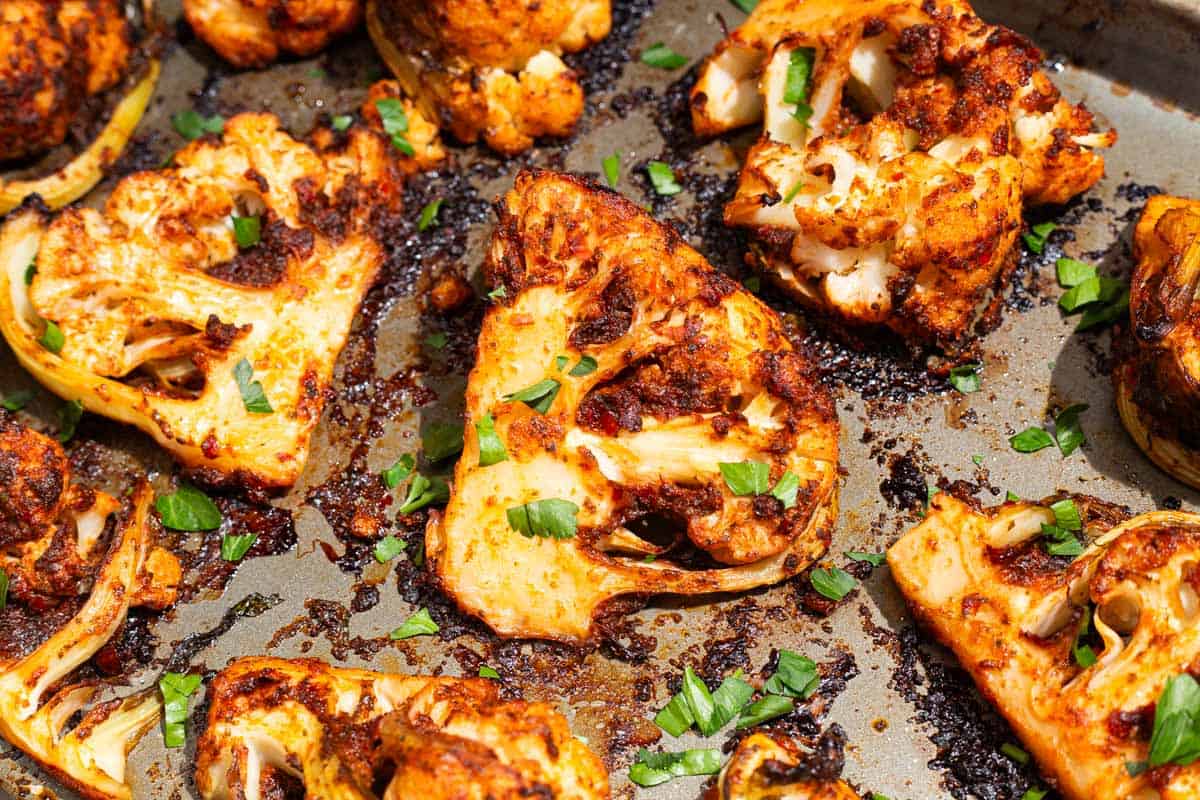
[183,0,362,68]
[695,0,1114,350]
[1115,195,1200,490]
[889,493,1200,800]
[0,113,406,489]
[427,170,839,641]
[195,657,610,800]
[366,0,610,154]
[721,733,861,800]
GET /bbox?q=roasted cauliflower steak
[195,657,610,800]
[0,113,406,488]
[1116,195,1200,490]
[366,0,611,154]
[720,733,860,800]
[889,492,1200,800]
[427,170,839,641]
[0,427,179,800]
[695,0,1114,349]
[183,0,362,68]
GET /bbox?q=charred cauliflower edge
[183,0,363,68]
[720,733,861,800]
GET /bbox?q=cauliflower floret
[360,79,446,171]
[720,732,861,800]
[1115,195,1200,490]
[0,475,172,800]
[365,0,610,154]
[889,493,1200,800]
[194,657,610,800]
[183,0,362,68]
[695,0,1114,350]
[0,113,406,488]
[426,171,839,641]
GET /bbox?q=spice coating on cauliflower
[889,493,1200,800]
[366,0,611,154]
[427,170,839,641]
[183,0,363,68]
[194,657,610,800]
[720,732,861,800]
[0,113,406,488]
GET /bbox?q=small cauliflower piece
[361,79,447,171]
[1115,195,1200,490]
[0,113,406,488]
[888,493,1200,800]
[427,170,839,641]
[721,732,860,800]
[194,657,609,800]
[183,0,362,68]
[366,0,610,154]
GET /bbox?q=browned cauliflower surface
[1116,195,1200,489]
[721,732,861,800]
[694,0,1114,350]
[183,0,362,68]
[0,113,409,488]
[195,657,610,800]
[427,170,839,641]
[366,0,611,154]
[889,493,1200,800]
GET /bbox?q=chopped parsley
[397,474,449,514]
[506,498,579,539]
[1072,605,1098,668]
[948,362,982,394]
[782,48,816,127]
[425,332,448,350]
[1148,674,1200,766]
[640,43,688,69]
[845,551,886,567]
[233,358,273,414]
[736,694,794,729]
[568,355,598,377]
[1001,742,1030,765]
[156,485,223,531]
[171,110,224,141]
[331,114,353,131]
[0,569,7,611]
[374,98,414,156]
[232,215,261,248]
[478,665,501,679]
[764,650,820,698]
[646,161,683,196]
[56,399,83,442]
[1022,221,1055,253]
[1,390,33,411]
[719,461,770,496]
[417,199,443,231]
[503,378,561,414]
[421,422,464,462]
[628,748,722,787]
[730,0,758,12]
[602,152,621,187]
[1010,426,1054,453]
[39,320,64,354]
[1054,256,1129,331]
[374,534,406,563]
[390,608,439,640]
[160,672,202,748]
[382,454,415,488]
[220,533,257,562]
[475,413,508,467]
[810,567,855,600]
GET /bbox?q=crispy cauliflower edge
[183,0,362,68]
[694,0,1115,350]
[365,0,611,154]
[1115,194,1200,490]
[427,170,839,641]
[888,492,1200,800]
[0,478,169,800]
[720,733,860,800]
[0,113,405,488]
[194,656,610,800]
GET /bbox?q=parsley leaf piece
[374,534,406,563]
[783,48,816,125]
[390,607,439,640]
[1041,523,1085,557]
[1006,490,1021,502]
[730,0,758,11]
[736,694,795,729]
[478,665,501,679]
[640,43,688,69]
[646,161,683,196]
[1149,674,1200,766]
[1,389,33,411]
[232,215,261,248]
[505,498,579,539]
[1059,276,1103,312]
[1010,426,1054,453]
[706,673,755,735]
[382,454,415,489]
[1076,287,1130,331]
[770,470,800,509]
[0,569,7,611]
[1001,743,1030,764]
[1056,257,1096,287]
[422,422,464,462]
[1020,789,1049,800]
[720,460,771,496]
[1054,403,1088,456]
[487,285,507,300]
[156,485,223,531]
[417,199,443,231]
[159,672,202,748]
[331,114,353,131]
[568,355,598,377]
[628,748,723,787]
[233,358,273,414]
[744,275,762,292]
[374,98,414,155]
[763,651,819,698]
[1072,605,1098,668]
[1050,498,1082,531]
[810,567,855,600]
[972,454,984,466]
[655,692,696,737]
[782,179,805,203]
[220,533,257,562]
[171,110,224,141]
[1022,221,1056,253]
[397,474,449,514]
[56,399,83,442]
[845,551,886,567]
[503,378,561,414]
[475,413,509,467]
[425,332,448,350]
[948,362,982,394]
[39,320,64,354]
[602,152,621,187]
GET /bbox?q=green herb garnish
[418,199,443,231]
[220,533,257,562]
[602,152,621,187]
[641,43,688,69]
[810,567,855,600]
[374,534,406,563]
[233,358,273,414]
[382,454,415,489]
[506,498,579,539]
[390,608,439,640]
[375,98,414,155]
[646,161,683,196]
[475,413,508,467]
[160,672,202,748]
[156,485,222,531]
[171,110,224,141]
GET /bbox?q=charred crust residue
[896,24,943,77]
[206,217,315,287]
[0,415,67,547]
[761,724,847,785]
[569,270,637,348]
[203,315,247,350]
[985,539,1072,587]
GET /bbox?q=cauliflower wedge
[888,493,1200,800]
[183,0,362,68]
[1116,195,1200,490]
[0,473,173,800]
[366,0,610,154]
[720,732,860,800]
[0,113,404,488]
[697,0,1114,350]
[195,657,609,800]
[427,170,839,641]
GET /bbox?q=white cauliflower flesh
[720,733,861,800]
[195,657,610,800]
[426,171,839,641]
[0,113,405,488]
[888,494,1200,800]
[696,0,1115,349]
[365,0,611,154]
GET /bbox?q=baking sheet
[1,0,1199,798]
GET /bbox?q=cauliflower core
[694,0,1114,350]
[888,494,1200,800]
[427,170,839,641]
[0,113,405,488]
[1115,195,1200,490]
[183,0,362,67]
[720,733,861,800]
[0,427,179,800]
[195,657,609,800]
[366,0,611,154]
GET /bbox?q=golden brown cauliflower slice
[0,113,405,489]
[888,493,1200,800]
[183,0,362,68]
[696,0,1114,350]
[1115,195,1200,490]
[365,0,611,154]
[0,475,173,800]
[426,170,839,641]
[194,657,610,800]
[720,733,860,800]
